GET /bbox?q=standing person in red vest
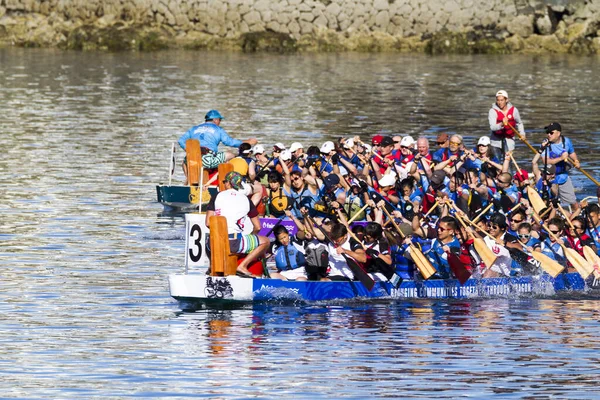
[488,90,525,162]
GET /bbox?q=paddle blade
[344,255,375,291]
[447,252,471,285]
[564,247,593,279]
[474,238,497,268]
[527,186,546,214]
[409,244,437,280]
[186,139,202,186]
[529,250,565,278]
[582,246,600,279]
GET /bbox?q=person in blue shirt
[178,109,257,180]
[533,122,581,209]
[423,216,461,279]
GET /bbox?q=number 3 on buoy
[185,213,209,271]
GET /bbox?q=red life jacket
[494,106,516,138]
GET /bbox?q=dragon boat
[168,213,589,309]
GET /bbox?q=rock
[326,2,341,17]
[243,10,261,25]
[373,0,388,11]
[535,15,553,35]
[506,34,525,52]
[375,10,389,29]
[507,14,533,38]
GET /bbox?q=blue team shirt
[178,122,242,153]
[541,137,575,185]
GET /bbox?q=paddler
[488,90,525,162]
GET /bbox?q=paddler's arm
[280,155,292,187]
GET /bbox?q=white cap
[280,149,292,161]
[252,144,265,154]
[343,138,355,149]
[274,142,286,151]
[400,135,415,148]
[289,142,303,152]
[378,173,396,187]
[320,141,335,154]
[362,143,372,153]
[478,136,491,146]
[496,90,508,99]
[242,148,252,154]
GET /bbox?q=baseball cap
[280,149,292,161]
[224,171,243,190]
[273,143,286,151]
[400,136,415,148]
[513,169,529,182]
[542,164,557,175]
[320,141,335,154]
[378,173,396,187]
[252,144,265,154]
[324,173,340,188]
[430,170,447,186]
[436,133,449,144]
[372,135,384,145]
[205,109,224,120]
[496,90,508,99]
[289,142,303,152]
[343,138,355,149]
[380,136,395,147]
[478,136,491,146]
[545,122,562,133]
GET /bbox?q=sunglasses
[449,141,462,145]
[401,146,410,149]
[489,225,500,230]
[546,131,556,135]
[291,176,302,181]
[511,218,524,223]
[549,230,560,234]
[394,140,401,144]
[478,144,488,147]
[573,226,585,230]
[437,141,446,145]
[518,233,531,239]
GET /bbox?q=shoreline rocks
[1,0,599,54]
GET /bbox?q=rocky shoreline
[1,0,599,54]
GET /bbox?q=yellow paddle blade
[474,238,497,268]
[186,139,202,186]
[527,186,546,214]
[409,244,437,280]
[583,246,600,279]
[218,163,234,192]
[564,247,593,279]
[529,250,565,278]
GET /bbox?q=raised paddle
[457,207,564,277]
[527,186,547,215]
[347,203,369,224]
[557,204,600,279]
[450,205,497,270]
[506,123,600,187]
[380,206,437,280]
[532,212,593,279]
[472,203,493,224]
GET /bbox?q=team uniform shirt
[483,234,512,276]
[463,150,501,171]
[423,237,461,279]
[540,238,566,264]
[178,121,242,153]
[327,236,363,280]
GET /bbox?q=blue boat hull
[168,272,587,307]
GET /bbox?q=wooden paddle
[186,139,202,186]
[472,203,493,224]
[527,186,547,215]
[506,123,600,187]
[557,204,600,279]
[380,207,436,280]
[532,212,593,279]
[457,207,564,277]
[449,205,497,270]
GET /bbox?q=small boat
[168,271,587,307]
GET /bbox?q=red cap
[372,135,384,145]
[513,169,529,182]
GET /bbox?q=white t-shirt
[327,235,362,279]
[483,235,511,276]
[214,189,253,235]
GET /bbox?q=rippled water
[2,48,600,398]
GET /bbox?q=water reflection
[3,48,600,397]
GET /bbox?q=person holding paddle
[422,216,462,279]
[534,122,580,209]
[488,90,525,161]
